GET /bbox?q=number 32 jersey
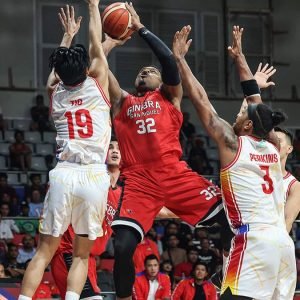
[220,136,285,230]
[51,76,111,164]
[114,89,183,168]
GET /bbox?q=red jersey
[114,89,183,168]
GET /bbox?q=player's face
[135,67,162,94]
[233,105,251,136]
[106,141,121,166]
[275,131,293,160]
[194,265,208,280]
[145,259,159,277]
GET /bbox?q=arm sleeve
[171,281,184,300]
[162,275,171,299]
[138,27,180,86]
[132,278,144,300]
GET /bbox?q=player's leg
[113,226,140,300]
[66,235,95,298]
[19,234,61,299]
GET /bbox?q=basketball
[102,2,134,39]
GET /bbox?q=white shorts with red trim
[221,225,296,300]
[40,162,110,240]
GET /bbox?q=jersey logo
[70,99,83,106]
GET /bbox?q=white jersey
[220,135,285,230]
[283,172,298,199]
[51,76,111,164]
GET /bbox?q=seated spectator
[146,227,163,255]
[9,130,32,171]
[161,235,187,268]
[188,137,213,175]
[133,254,171,300]
[192,228,215,252]
[161,222,180,250]
[28,190,44,217]
[160,260,175,290]
[2,244,25,278]
[0,204,19,242]
[174,247,199,282]
[25,174,46,203]
[1,192,18,216]
[172,262,217,300]
[0,263,9,278]
[15,202,39,236]
[198,238,219,275]
[17,234,36,264]
[133,234,160,274]
[0,173,18,211]
[30,94,52,132]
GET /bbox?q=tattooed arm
[173,26,238,167]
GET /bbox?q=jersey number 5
[65,109,93,139]
[259,165,274,194]
[136,118,156,134]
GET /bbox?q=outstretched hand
[228,25,244,59]
[172,25,192,60]
[104,33,131,46]
[254,63,276,89]
[59,5,82,37]
[125,2,143,31]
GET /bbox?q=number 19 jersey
[113,89,183,168]
[51,76,111,164]
[220,135,285,230]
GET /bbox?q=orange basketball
[102,2,134,39]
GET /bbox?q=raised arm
[229,26,280,148]
[126,3,182,110]
[47,5,82,97]
[173,26,238,167]
[86,0,109,98]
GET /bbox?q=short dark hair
[274,127,294,145]
[110,136,118,142]
[192,261,208,275]
[248,104,287,138]
[14,130,24,139]
[144,254,159,265]
[187,247,199,255]
[49,44,89,86]
[30,173,41,181]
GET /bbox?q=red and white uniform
[51,185,121,300]
[220,136,296,300]
[40,77,111,240]
[283,172,298,199]
[133,272,171,300]
[112,90,222,238]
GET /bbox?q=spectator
[9,130,32,171]
[188,137,213,175]
[161,235,187,267]
[25,174,46,203]
[0,263,9,278]
[15,202,39,236]
[147,227,163,255]
[1,192,18,216]
[192,228,215,252]
[133,235,160,274]
[160,260,175,290]
[174,247,199,282]
[2,244,25,278]
[198,238,219,274]
[172,262,217,300]
[28,190,44,217]
[133,254,171,300]
[181,112,195,140]
[0,173,18,210]
[17,234,36,264]
[0,204,19,242]
[30,94,52,132]
[161,222,180,250]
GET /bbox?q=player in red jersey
[102,4,224,299]
[51,137,122,300]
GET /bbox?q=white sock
[18,295,32,300]
[65,291,80,300]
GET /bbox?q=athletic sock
[65,291,80,300]
[18,295,32,300]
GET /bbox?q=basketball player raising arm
[173,26,296,300]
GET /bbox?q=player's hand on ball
[254,63,276,89]
[125,2,144,31]
[104,33,131,46]
[172,25,192,60]
[59,5,82,37]
[227,25,244,59]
